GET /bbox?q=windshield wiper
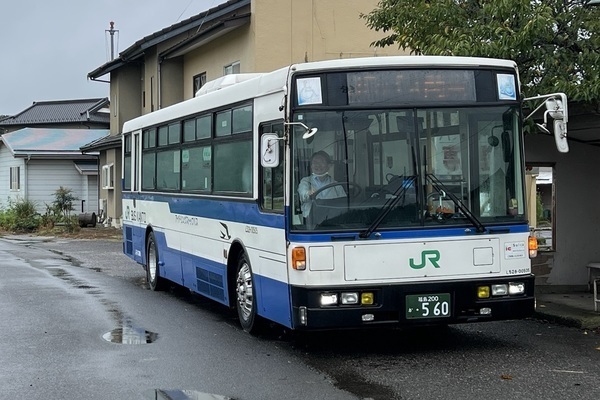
[359,176,416,239]
[426,174,486,234]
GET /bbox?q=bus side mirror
[261,133,281,168]
[553,120,569,153]
[523,92,569,153]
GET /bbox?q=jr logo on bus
[409,250,441,269]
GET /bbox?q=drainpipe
[157,57,163,110]
[24,154,30,202]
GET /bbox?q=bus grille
[196,267,225,301]
[125,227,133,255]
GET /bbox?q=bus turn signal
[292,247,306,270]
[528,236,538,258]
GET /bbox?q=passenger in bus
[298,151,346,218]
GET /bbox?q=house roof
[88,0,250,79]
[80,133,122,153]
[74,160,99,175]
[0,128,109,159]
[0,98,110,126]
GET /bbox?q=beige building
[86,0,405,227]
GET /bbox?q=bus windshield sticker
[203,147,212,161]
[497,74,516,100]
[297,77,323,105]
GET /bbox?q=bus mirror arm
[285,121,318,139]
[523,93,569,153]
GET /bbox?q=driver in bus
[298,151,346,218]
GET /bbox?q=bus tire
[235,253,260,333]
[146,232,165,291]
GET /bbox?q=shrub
[0,187,79,234]
[0,198,40,232]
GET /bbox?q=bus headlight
[320,293,338,306]
[341,292,359,305]
[509,282,525,295]
[492,284,508,296]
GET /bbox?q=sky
[1,0,222,116]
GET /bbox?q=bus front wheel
[146,232,165,291]
[235,253,260,333]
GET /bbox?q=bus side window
[260,121,284,212]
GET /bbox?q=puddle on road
[103,324,158,344]
[43,266,158,345]
[143,389,234,400]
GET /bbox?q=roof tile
[0,98,110,126]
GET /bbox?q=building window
[224,62,240,75]
[9,166,20,190]
[102,164,114,189]
[527,164,555,252]
[193,72,206,95]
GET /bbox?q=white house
[0,128,109,215]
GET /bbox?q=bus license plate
[406,293,451,319]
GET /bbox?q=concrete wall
[525,133,600,285]
[252,0,403,69]
[183,27,254,99]
[160,57,184,108]
[111,64,142,134]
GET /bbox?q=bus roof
[122,55,517,134]
[289,55,517,73]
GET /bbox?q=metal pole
[106,21,117,60]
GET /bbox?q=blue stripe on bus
[125,222,293,328]
[254,274,293,328]
[288,224,530,243]
[123,193,285,229]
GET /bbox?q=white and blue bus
[121,56,568,333]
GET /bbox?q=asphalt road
[2,235,600,400]
[0,236,355,400]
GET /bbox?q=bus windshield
[290,106,525,232]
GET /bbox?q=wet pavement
[535,289,600,332]
[0,233,359,400]
[3,233,600,333]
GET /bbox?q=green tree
[363,0,600,104]
[52,186,78,223]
